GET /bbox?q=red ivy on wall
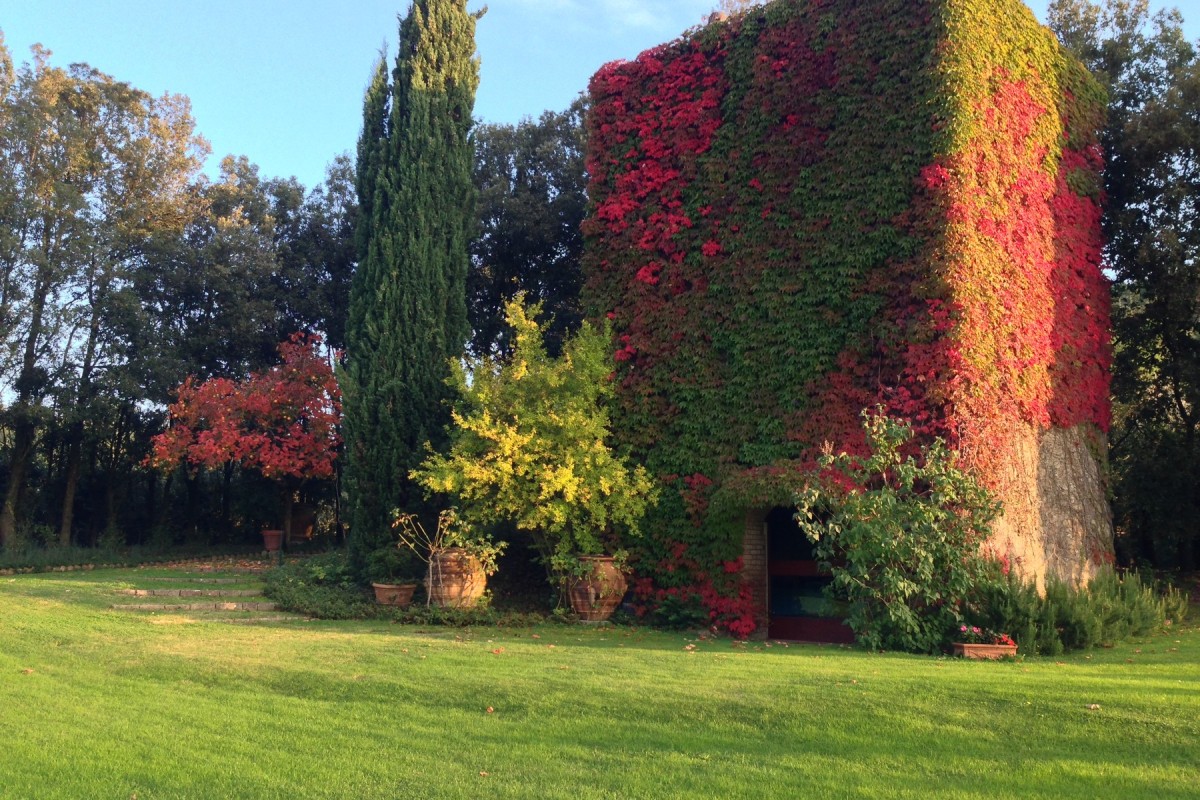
[582,0,1109,636]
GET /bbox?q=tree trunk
[1,269,52,547]
[282,486,295,542]
[58,426,83,546]
[0,417,36,547]
[59,286,102,546]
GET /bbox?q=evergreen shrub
[970,568,1188,655]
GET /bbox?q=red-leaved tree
[147,333,342,536]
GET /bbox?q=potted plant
[952,625,1018,659]
[392,509,505,608]
[364,546,421,608]
[145,334,341,552]
[411,297,657,620]
[562,552,630,621]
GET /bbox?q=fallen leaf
[21,669,34,675]
[479,771,489,777]
[1085,704,1101,710]
[486,706,494,714]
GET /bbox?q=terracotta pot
[372,582,418,608]
[952,642,1018,660]
[567,556,628,621]
[261,529,284,552]
[426,547,486,608]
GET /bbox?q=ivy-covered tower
[344,0,479,573]
[582,0,1112,637]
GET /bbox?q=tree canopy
[1050,0,1200,568]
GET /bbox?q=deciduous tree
[147,333,342,537]
[469,99,587,358]
[413,297,656,584]
[0,41,206,546]
[1050,0,1200,568]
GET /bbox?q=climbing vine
[582,0,1109,635]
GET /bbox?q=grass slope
[1,567,1196,799]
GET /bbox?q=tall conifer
[344,1,479,573]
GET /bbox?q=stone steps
[116,589,263,598]
[111,601,279,612]
[108,568,311,625]
[136,577,246,585]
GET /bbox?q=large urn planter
[372,582,418,608]
[952,642,1018,660]
[261,529,284,552]
[426,547,486,608]
[567,556,628,622]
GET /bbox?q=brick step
[116,589,263,598]
[111,602,278,612]
[137,577,247,584]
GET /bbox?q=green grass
[1,568,1197,799]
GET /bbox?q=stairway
[109,570,310,624]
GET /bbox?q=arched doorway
[765,507,854,642]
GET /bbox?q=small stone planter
[261,529,284,552]
[952,642,1018,660]
[371,582,418,608]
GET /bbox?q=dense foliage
[971,567,1189,655]
[343,0,480,573]
[795,412,1000,653]
[469,100,588,359]
[147,334,341,483]
[146,334,342,534]
[413,297,656,583]
[1050,0,1200,570]
[582,0,1110,633]
[0,35,357,550]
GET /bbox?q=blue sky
[2,1,1195,189]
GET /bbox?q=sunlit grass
[1,568,1196,799]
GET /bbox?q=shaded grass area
[1,568,1197,799]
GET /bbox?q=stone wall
[988,424,1113,590]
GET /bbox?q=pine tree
[344,1,480,575]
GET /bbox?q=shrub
[413,296,656,584]
[795,411,1000,653]
[969,567,1187,655]
[264,552,377,619]
[264,550,555,627]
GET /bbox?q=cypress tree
[344,1,480,575]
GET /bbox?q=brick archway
[745,507,854,642]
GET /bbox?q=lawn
[0,565,1197,799]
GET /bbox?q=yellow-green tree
[413,297,657,581]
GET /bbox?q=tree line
[0,28,584,551]
[1,0,1196,571]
